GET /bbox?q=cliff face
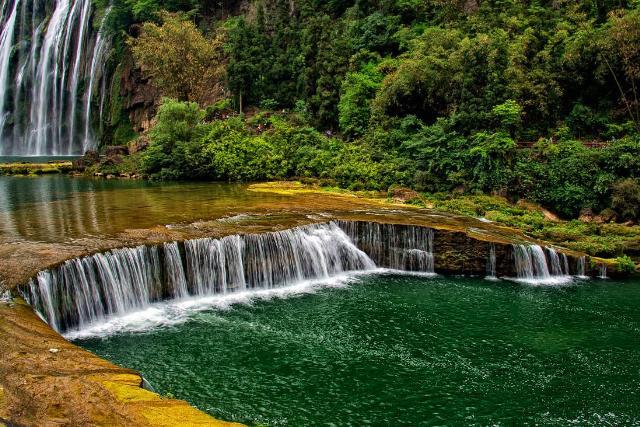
[120,49,161,134]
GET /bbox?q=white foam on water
[64,270,384,340]
[505,276,576,286]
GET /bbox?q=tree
[130,13,226,106]
[338,61,383,138]
[598,9,640,128]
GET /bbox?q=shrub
[616,255,637,274]
[611,178,640,222]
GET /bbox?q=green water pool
[76,274,640,426]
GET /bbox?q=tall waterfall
[0,0,111,155]
[512,244,571,284]
[23,223,377,333]
[336,221,435,273]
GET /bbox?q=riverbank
[252,181,640,263]
[0,160,74,175]
[2,155,639,261]
[0,297,241,426]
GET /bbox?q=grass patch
[418,194,640,258]
[0,162,74,175]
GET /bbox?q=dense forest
[96,0,640,221]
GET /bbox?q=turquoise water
[77,274,640,425]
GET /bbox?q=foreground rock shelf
[0,299,241,426]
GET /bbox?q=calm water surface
[77,274,640,426]
[0,175,308,241]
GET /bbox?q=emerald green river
[76,274,640,426]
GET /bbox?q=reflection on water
[0,176,293,242]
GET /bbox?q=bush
[616,255,637,274]
[611,178,640,222]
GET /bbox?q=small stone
[49,348,59,353]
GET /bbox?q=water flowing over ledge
[24,222,380,334]
[21,220,602,337]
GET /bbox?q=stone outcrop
[120,49,160,134]
[0,299,242,426]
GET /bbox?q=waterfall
[547,248,563,276]
[23,223,376,333]
[163,241,188,298]
[598,264,607,279]
[0,0,112,155]
[561,253,570,275]
[26,245,162,332]
[82,6,111,152]
[0,0,19,136]
[336,221,435,273]
[486,243,497,279]
[577,256,587,278]
[512,244,572,284]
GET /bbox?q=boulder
[104,145,129,157]
[579,208,594,223]
[597,208,618,224]
[388,187,421,203]
[72,150,99,171]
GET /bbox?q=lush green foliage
[143,99,407,189]
[616,255,638,273]
[102,0,640,231]
[612,178,640,221]
[418,193,640,258]
[130,14,226,105]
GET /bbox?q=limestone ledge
[0,299,243,426]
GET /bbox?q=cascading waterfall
[336,221,435,273]
[27,245,162,332]
[599,264,608,279]
[0,0,112,155]
[513,244,550,280]
[561,253,570,276]
[82,6,111,152]
[486,243,497,279]
[547,247,563,276]
[23,223,377,333]
[22,220,594,335]
[512,244,571,284]
[577,256,587,278]
[163,241,188,299]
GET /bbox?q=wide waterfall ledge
[20,220,607,338]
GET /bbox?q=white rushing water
[561,253,570,275]
[337,220,435,273]
[577,256,588,278]
[24,221,596,338]
[598,264,608,279]
[486,243,497,280]
[0,0,112,155]
[24,222,384,334]
[511,244,573,285]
